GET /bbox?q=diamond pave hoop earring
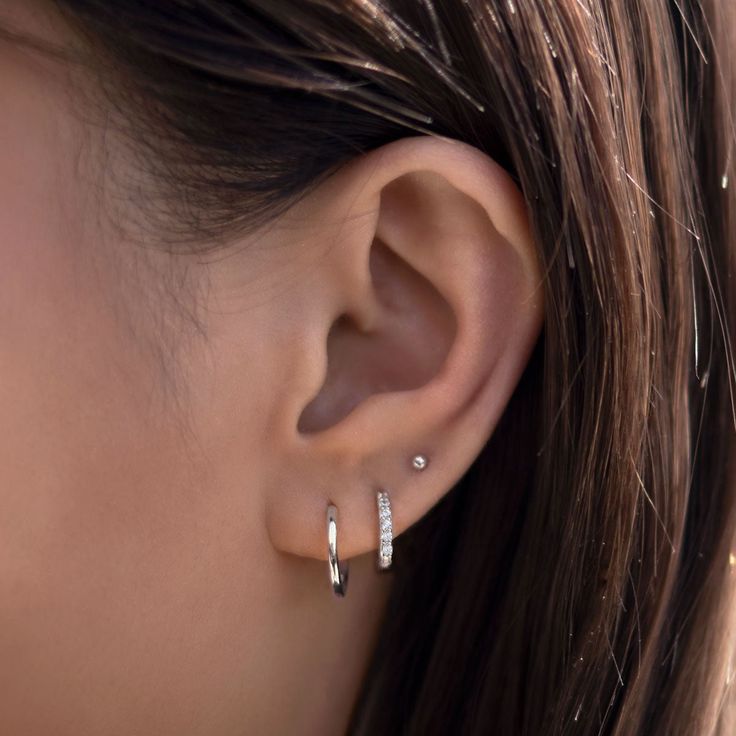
[326,503,348,597]
[376,490,393,570]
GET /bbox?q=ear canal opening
[296,238,456,435]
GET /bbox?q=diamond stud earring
[411,454,428,471]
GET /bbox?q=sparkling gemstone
[412,455,428,471]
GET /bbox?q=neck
[239,551,392,735]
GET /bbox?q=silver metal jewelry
[326,503,348,597]
[411,454,428,471]
[376,490,393,569]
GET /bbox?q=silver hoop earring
[326,503,349,597]
[376,490,393,569]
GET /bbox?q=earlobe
[263,135,543,567]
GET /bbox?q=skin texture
[0,2,543,734]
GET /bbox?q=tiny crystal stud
[376,490,393,570]
[411,454,429,471]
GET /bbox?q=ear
[262,135,543,562]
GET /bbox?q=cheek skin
[0,34,272,736]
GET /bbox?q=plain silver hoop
[326,503,349,597]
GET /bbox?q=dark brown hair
[13,0,736,733]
